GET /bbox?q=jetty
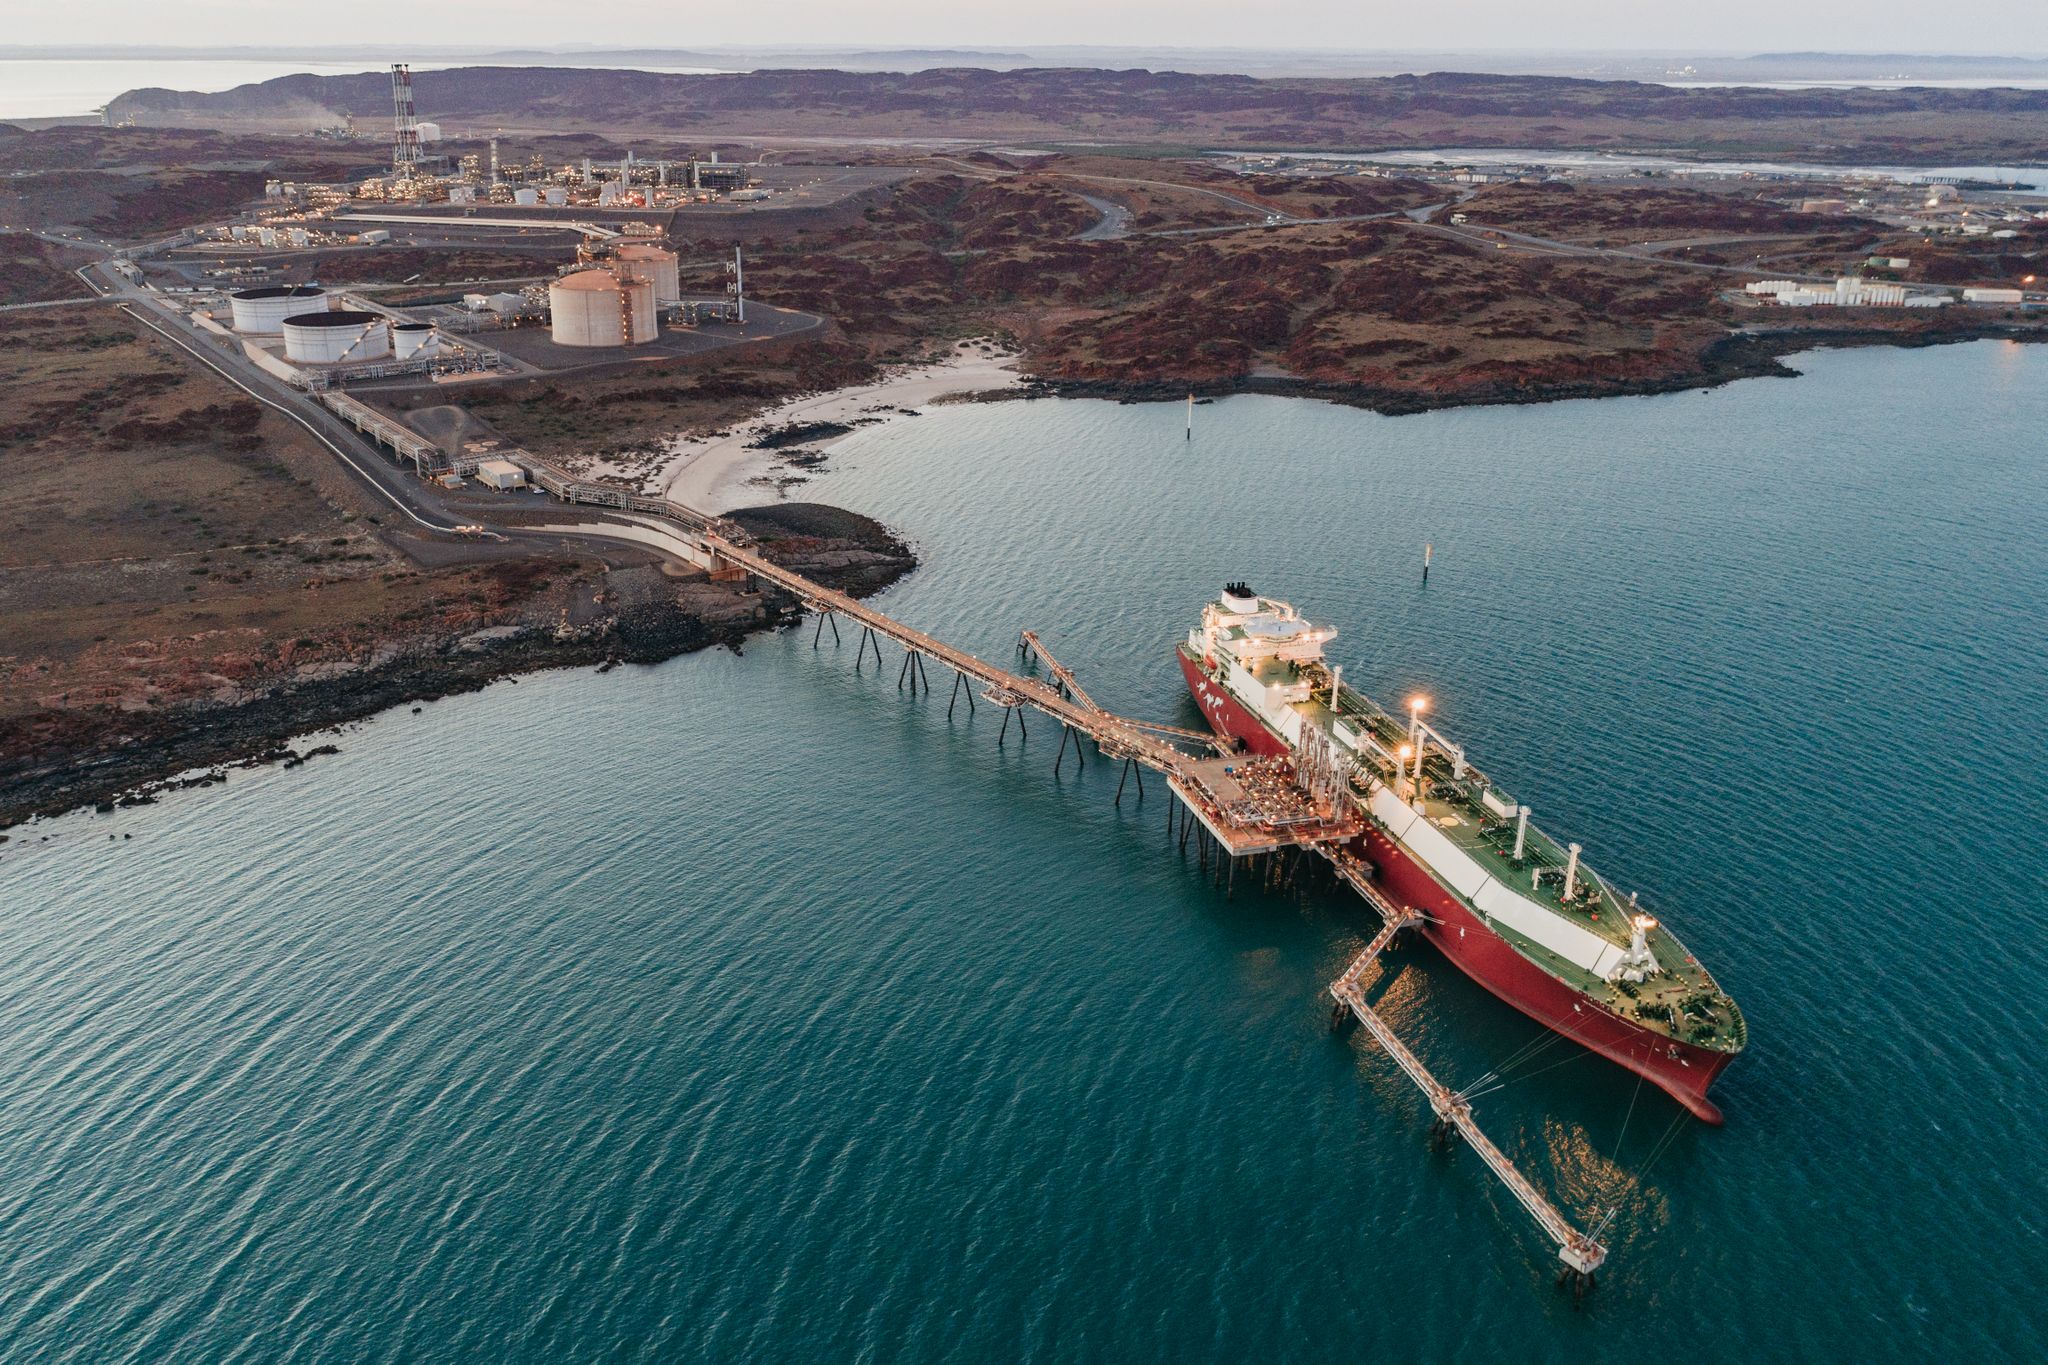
[711,520,1613,1290]
[402,442,1613,1290]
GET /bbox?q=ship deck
[1231,651,1745,1053]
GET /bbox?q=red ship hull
[1179,647,1731,1123]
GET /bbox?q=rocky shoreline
[0,503,915,833]
[1041,322,2046,415]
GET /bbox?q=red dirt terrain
[659,167,2022,407]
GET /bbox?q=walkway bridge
[1328,896,1608,1284]
[319,392,443,472]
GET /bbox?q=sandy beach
[655,341,1022,511]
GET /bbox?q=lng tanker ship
[1179,584,1746,1122]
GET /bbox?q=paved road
[1398,217,1854,283]
[1055,171,1277,222]
[1144,208,1411,239]
[1071,193,1132,242]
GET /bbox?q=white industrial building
[1963,287,2025,304]
[229,285,328,333]
[548,269,658,347]
[1744,277,1922,308]
[462,292,528,315]
[475,458,527,490]
[282,310,392,364]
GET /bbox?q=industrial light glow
[1408,695,1429,714]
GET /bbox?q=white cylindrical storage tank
[230,285,326,333]
[282,310,392,364]
[548,269,656,347]
[513,187,539,206]
[415,121,441,142]
[544,187,567,206]
[391,321,438,359]
[611,242,681,303]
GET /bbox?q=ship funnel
[1221,583,1260,614]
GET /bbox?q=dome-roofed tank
[229,285,326,334]
[548,269,657,348]
[610,242,681,303]
[281,310,391,364]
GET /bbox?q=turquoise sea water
[3,341,2044,1360]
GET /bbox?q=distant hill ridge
[104,67,2048,161]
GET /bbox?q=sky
[1,0,2043,55]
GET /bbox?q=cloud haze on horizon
[1,0,2044,55]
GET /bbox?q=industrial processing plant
[345,65,775,214]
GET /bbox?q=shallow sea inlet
[3,340,2045,1361]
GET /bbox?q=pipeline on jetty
[417,441,1612,1288]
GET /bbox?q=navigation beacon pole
[1186,393,1193,440]
[1423,541,1432,584]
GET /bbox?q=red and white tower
[390,64,421,179]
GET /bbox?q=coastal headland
[3,67,2045,829]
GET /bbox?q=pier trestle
[1326,873,1609,1282]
